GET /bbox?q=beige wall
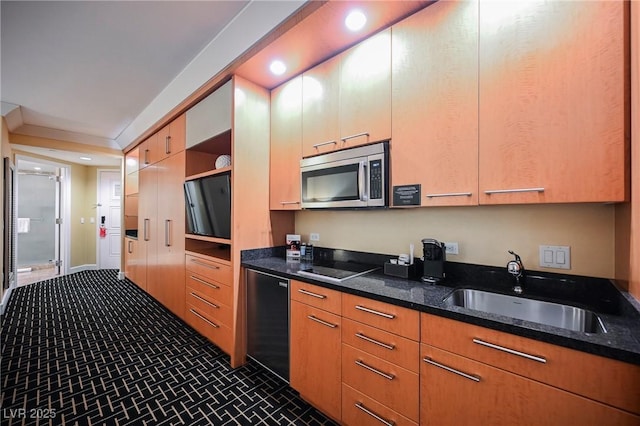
[296,203,616,279]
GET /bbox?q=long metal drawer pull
[307,315,338,328]
[191,259,221,270]
[355,305,395,319]
[165,136,171,154]
[355,333,395,351]
[423,357,480,382]
[190,293,219,309]
[484,187,545,195]
[313,140,338,149]
[164,220,171,247]
[341,131,370,142]
[426,192,472,198]
[472,338,547,364]
[190,275,219,289]
[128,240,133,254]
[280,201,300,205]
[354,403,395,426]
[189,309,219,328]
[143,219,150,241]
[355,360,395,381]
[298,288,327,299]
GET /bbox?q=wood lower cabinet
[124,237,145,291]
[270,76,302,210]
[420,344,639,426]
[290,297,342,422]
[342,383,417,426]
[391,0,479,207]
[185,253,233,354]
[478,0,628,204]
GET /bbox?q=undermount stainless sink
[444,288,607,334]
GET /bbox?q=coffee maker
[421,238,446,283]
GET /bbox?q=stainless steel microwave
[300,141,389,209]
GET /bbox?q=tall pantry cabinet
[137,114,187,320]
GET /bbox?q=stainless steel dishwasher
[246,269,289,381]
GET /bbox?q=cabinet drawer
[342,344,419,422]
[422,313,640,414]
[342,318,419,373]
[186,305,232,354]
[291,280,342,315]
[185,254,232,285]
[186,288,232,326]
[342,383,417,426]
[342,293,419,340]
[186,273,233,306]
[420,344,640,426]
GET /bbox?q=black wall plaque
[393,184,421,206]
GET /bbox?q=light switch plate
[539,245,571,270]
[444,242,459,255]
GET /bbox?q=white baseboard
[0,287,13,315]
[117,271,125,280]
[68,264,98,274]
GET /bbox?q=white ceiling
[1,0,263,162]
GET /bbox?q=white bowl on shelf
[215,155,231,169]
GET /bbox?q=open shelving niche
[184,128,233,264]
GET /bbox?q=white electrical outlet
[444,242,459,255]
[539,245,571,269]
[310,233,320,242]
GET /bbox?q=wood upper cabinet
[302,55,340,157]
[138,133,158,170]
[391,0,479,206]
[125,147,140,176]
[339,28,391,148]
[302,29,391,157]
[478,0,628,204]
[420,343,640,426]
[270,76,302,210]
[156,113,186,162]
[290,298,342,423]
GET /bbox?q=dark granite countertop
[241,247,640,365]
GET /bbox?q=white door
[98,170,121,269]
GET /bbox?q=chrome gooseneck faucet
[507,250,525,294]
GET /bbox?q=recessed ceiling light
[80,156,92,161]
[34,166,42,171]
[269,60,287,76]
[345,10,367,32]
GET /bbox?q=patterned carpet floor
[1,270,337,426]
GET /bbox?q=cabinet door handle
[144,149,150,165]
[191,259,221,270]
[354,403,395,426]
[423,357,480,382]
[484,187,544,195]
[143,219,150,241]
[341,131,369,142]
[189,309,219,328]
[190,292,219,309]
[472,338,547,364]
[164,220,171,247]
[355,305,395,319]
[298,289,327,299]
[307,315,338,328]
[312,140,338,149]
[426,192,472,198]
[127,240,133,254]
[189,275,220,289]
[355,333,395,351]
[165,136,171,154]
[355,360,395,381]
[280,201,300,205]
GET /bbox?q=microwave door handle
[359,160,368,201]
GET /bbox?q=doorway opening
[15,156,69,286]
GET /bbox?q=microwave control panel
[369,159,383,199]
